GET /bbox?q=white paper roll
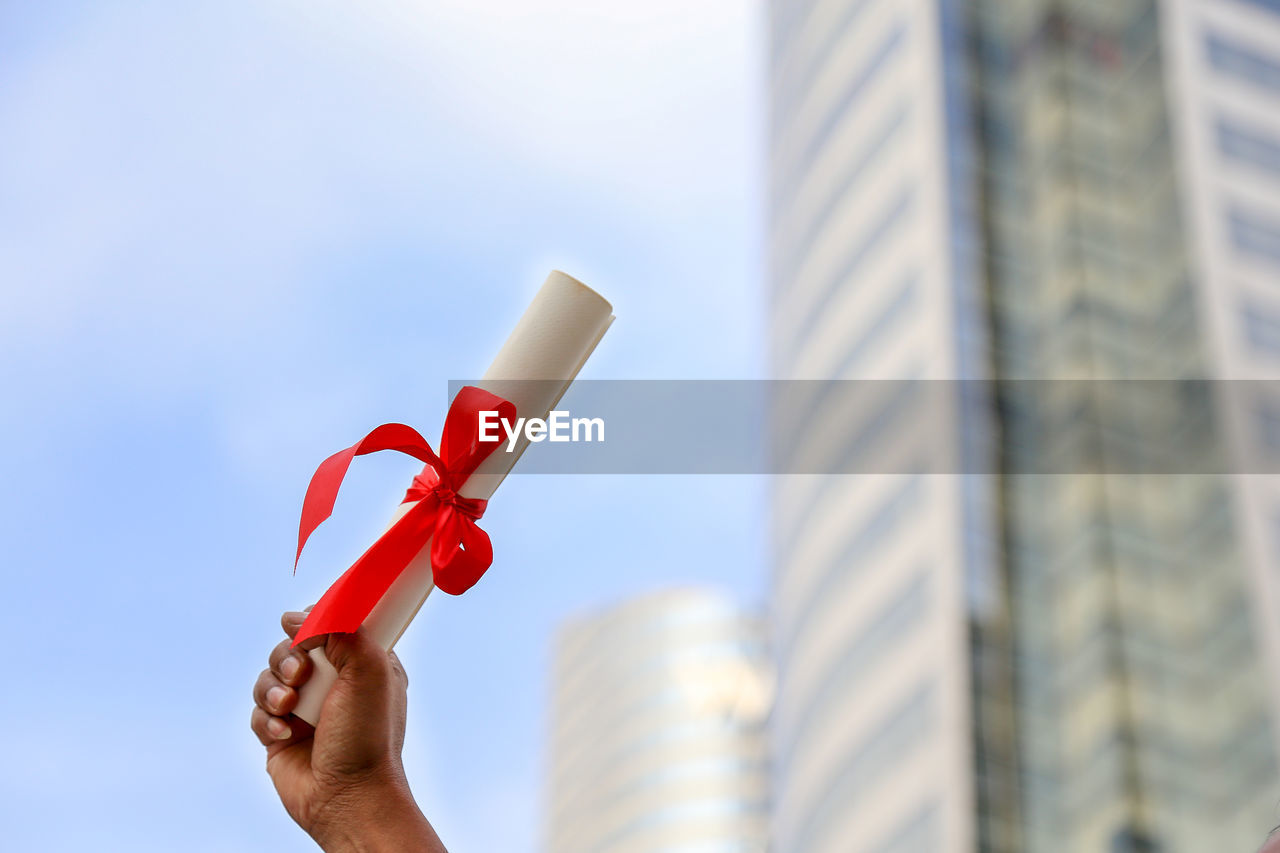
[293,271,613,724]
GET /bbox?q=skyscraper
[768,1,1280,852]
[545,588,772,853]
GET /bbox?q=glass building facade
[768,1,1280,851]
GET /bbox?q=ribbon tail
[294,423,444,572]
[293,499,439,646]
[295,445,359,571]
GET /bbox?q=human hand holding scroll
[251,610,446,852]
[290,271,614,724]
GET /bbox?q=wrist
[310,776,443,853]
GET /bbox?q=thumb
[323,628,393,685]
[310,628,402,779]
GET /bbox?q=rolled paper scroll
[292,271,614,724]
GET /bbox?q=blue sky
[0,2,766,850]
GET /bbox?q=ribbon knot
[291,386,516,647]
[404,472,487,521]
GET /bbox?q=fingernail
[266,685,288,712]
[267,717,291,740]
[283,611,305,625]
[280,656,300,682]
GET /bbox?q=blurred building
[545,588,772,853]
[768,1,1280,853]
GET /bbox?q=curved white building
[545,588,771,853]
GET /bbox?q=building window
[791,683,936,853]
[779,564,930,760]
[1258,402,1280,453]
[777,20,907,204]
[780,104,910,280]
[774,0,884,130]
[1229,206,1280,266]
[1206,32,1280,94]
[786,186,915,361]
[1230,0,1280,19]
[1242,301,1280,356]
[1217,117,1280,177]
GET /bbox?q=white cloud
[0,0,761,390]
[274,0,760,209]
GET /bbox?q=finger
[281,609,309,640]
[269,639,312,687]
[253,668,298,717]
[250,706,293,745]
[250,705,276,745]
[251,705,311,746]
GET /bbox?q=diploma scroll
[292,270,614,724]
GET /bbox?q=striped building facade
[768,1,1280,852]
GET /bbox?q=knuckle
[268,643,293,675]
[389,656,409,687]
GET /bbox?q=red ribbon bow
[292,385,516,647]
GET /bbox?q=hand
[251,611,447,852]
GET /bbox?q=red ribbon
[291,385,516,647]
